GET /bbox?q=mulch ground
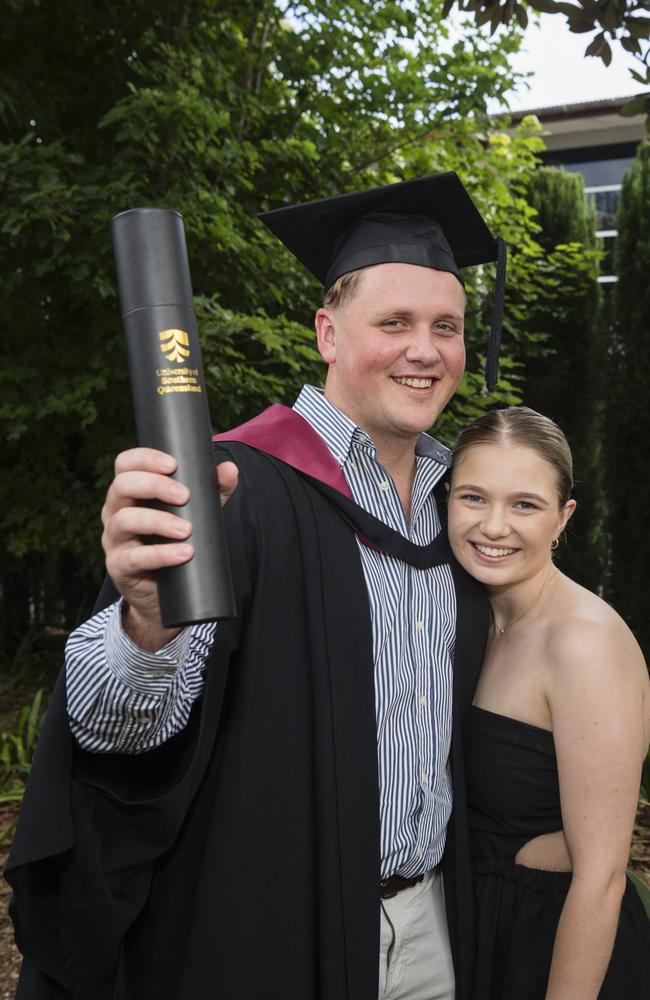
[0,804,21,997]
[2,802,649,994]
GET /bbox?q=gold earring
[551,538,559,551]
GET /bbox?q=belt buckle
[379,878,399,900]
[379,872,427,899]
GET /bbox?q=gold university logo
[159,329,190,364]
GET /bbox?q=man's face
[316,262,466,452]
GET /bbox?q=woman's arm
[545,615,648,1000]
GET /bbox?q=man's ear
[315,307,337,365]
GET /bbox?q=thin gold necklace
[492,569,557,635]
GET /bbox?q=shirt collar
[293,384,452,472]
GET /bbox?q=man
[7,173,503,999]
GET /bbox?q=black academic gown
[5,406,489,1000]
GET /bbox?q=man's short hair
[322,269,363,311]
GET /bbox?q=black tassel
[485,236,507,392]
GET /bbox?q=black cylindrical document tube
[112,207,236,627]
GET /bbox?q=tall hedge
[520,167,605,593]
[605,141,650,660]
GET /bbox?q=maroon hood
[213,404,352,500]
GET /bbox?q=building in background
[512,97,646,283]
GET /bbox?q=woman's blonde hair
[453,406,573,507]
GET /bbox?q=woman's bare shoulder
[545,577,650,742]
[545,575,648,696]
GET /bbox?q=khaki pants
[378,868,455,1000]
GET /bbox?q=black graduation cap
[258,172,506,390]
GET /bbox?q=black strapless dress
[465,705,650,1000]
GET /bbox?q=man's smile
[390,375,438,388]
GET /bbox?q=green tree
[517,167,605,592]
[0,0,528,648]
[0,0,589,650]
[605,140,650,660]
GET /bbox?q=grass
[0,687,45,839]
[0,629,63,842]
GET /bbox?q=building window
[563,156,634,188]
[586,185,621,231]
[540,142,639,286]
[568,176,624,284]
[583,188,620,283]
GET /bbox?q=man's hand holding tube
[101,447,239,652]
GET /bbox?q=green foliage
[0,629,60,837]
[605,141,650,660]
[0,688,44,794]
[0,0,530,644]
[0,687,45,842]
[517,167,606,592]
[199,298,324,428]
[0,0,588,644]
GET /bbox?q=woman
[447,406,650,1000]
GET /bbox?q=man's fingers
[215,461,239,507]
[103,470,190,525]
[114,448,177,476]
[110,451,238,518]
[104,506,192,546]
[105,540,194,582]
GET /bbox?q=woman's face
[447,442,575,589]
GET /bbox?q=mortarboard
[258,172,506,390]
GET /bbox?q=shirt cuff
[105,599,192,695]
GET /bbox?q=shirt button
[419,695,426,707]
[421,772,428,785]
[378,481,390,491]
[417,847,424,858]
[415,620,424,631]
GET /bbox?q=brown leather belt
[379,872,425,899]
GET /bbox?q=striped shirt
[66,384,456,878]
